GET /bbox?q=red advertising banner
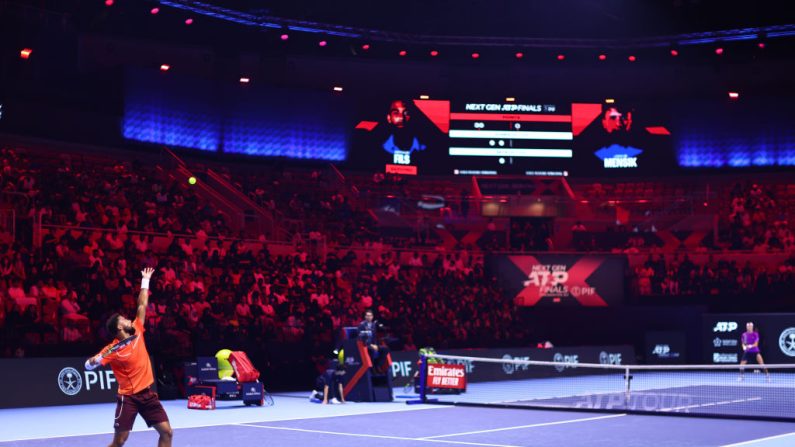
[426,364,467,389]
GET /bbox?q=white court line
[418,413,627,439]
[720,431,795,447]
[661,397,762,412]
[0,404,448,442]
[235,423,520,447]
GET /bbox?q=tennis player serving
[85,267,173,446]
[739,321,770,382]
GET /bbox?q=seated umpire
[358,309,390,373]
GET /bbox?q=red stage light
[150,7,159,14]
[185,18,194,25]
[670,49,679,56]
[515,52,524,59]
[715,47,724,55]
[399,50,407,56]
[728,91,739,99]
[471,52,480,59]
[361,44,370,50]
[598,54,607,61]
[430,50,439,57]
[318,40,327,47]
[104,0,114,6]
[280,34,289,41]
[20,48,32,60]
[628,55,636,62]
[160,64,170,72]
[758,42,766,49]
[556,54,565,61]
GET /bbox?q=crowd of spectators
[221,167,379,246]
[724,182,794,251]
[2,148,522,373]
[0,228,522,387]
[509,218,554,251]
[631,252,795,297]
[3,146,795,385]
[1,147,233,244]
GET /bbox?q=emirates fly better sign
[426,364,467,389]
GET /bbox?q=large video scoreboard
[350,98,673,176]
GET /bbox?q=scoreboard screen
[448,102,573,176]
[349,98,672,177]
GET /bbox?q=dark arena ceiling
[206,0,795,39]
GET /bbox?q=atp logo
[713,322,738,333]
[58,367,83,396]
[653,344,671,355]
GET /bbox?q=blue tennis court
[418,361,795,421]
[1,392,794,447]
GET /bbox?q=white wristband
[141,278,150,290]
[85,359,98,371]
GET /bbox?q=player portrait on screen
[583,103,650,170]
[382,99,427,165]
[601,106,633,134]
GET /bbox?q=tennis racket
[85,335,138,370]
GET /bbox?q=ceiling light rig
[127,3,795,67]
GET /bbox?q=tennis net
[416,353,795,421]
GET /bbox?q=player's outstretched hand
[141,267,155,279]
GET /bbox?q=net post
[418,354,428,402]
[407,354,435,405]
[624,366,631,400]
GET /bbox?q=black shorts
[741,351,761,363]
[113,387,169,432]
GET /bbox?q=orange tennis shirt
[100,319,153,395]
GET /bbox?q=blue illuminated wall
[123,69,349,160]
[676,100,795,168]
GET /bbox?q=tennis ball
[188,176,197,185]
[216,349,233,378]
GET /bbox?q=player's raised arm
[137,267,155,322]
[85,352,102,370]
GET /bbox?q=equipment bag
[229,351,260,382]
